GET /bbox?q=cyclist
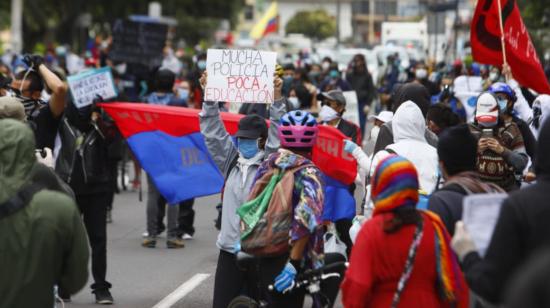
[239,110,325,307]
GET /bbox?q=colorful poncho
[371,155,466,303]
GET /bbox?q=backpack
[237,163,314,257]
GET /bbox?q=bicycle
[228,252,348,308]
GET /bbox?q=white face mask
[370,125,380,141]
[319,105,339,123]
[415,68,428,79]
[322,62,330,71]
[288,97,300,109]
[489,72,499,81]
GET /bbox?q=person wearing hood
[0,119,89,308]
[0,96,74,199]
[371,101,439,194]
[54,99,118,304]
[373,82,438,154]
[469,92,528,191]
[530,94,550,139]
[428,124,504,235]
[199,72,286,308]
[451,117,550,305]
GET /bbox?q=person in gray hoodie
[199,72,286,308]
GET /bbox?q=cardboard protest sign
[110,19,167,68]
[67,67,118,108]
[204,49,277,104]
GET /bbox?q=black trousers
[212,250,305,308]
[212,250,247,308]
[335,219,353,257]
[76,192,112,291]
[318,253,347,308]
[178,198,195,236]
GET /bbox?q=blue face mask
[329,70,339,79]
[497,98,508,113]
[238,138,259,159]
[178,89,189,101]
[197,60,206,70]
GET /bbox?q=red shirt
[341,212,469,308]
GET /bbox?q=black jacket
[345,71,375,105]
[55,115,115,195]
[462,119,550,304]
[427,184,466,235]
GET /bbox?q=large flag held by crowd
[471,0,550,94]
[101,103,358,221]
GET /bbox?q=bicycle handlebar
[267,261,348,292]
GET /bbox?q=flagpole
[496,0,509,81]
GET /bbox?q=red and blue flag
[101,103,357,220]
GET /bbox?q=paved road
[65,186,345,308]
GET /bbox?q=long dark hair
[383,206,422,233]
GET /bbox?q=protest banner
[110,19,168,69]
[67,67,118,108]
[462,193,507,257]
[342,91,360,127]
[204,49,277,104]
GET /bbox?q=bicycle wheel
[228,295,260,308]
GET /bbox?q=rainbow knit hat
[371,155,419,213]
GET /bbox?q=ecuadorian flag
[250,2,279,40]
[101,103,357,221]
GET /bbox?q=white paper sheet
[462,193,507,257]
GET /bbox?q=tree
[285,9,336,41]
[1,0,244,53]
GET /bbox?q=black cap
[437,124,477,176]
[235,114,268,139]
[321,90,346,106]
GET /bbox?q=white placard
[204,49,277,104]
[67,67,117,108]
[342,91,360,126]
[462,193,507,257]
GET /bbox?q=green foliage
[0,0,244,52]
[517,0,549,62]
[285,9,336,41]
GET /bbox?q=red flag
[471,0,550,94]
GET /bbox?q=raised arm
[265,76,286,156]
[198,72,238,176]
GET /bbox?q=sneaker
[94,289,114,305]
[166,238,185,249]
[141,237,156,248]
[142,230,149,238]
[106,209,113,224]
[182,233,193,240]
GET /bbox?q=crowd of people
[0,37,550,308]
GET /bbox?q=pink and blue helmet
[278,110,319,148]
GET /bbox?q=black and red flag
[471,0,550,94]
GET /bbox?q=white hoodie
[371,101,439,193]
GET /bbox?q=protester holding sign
[199,70,287,308]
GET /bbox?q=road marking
[152,273,210,308]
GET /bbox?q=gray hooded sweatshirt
[199,100,286,253]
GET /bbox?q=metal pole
[368,0,375,44]
[453,0,458,60]
[10,0,23,53]
[336,0,341,45]
[434,13,439,62]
